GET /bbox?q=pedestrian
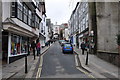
[36,40,41,56]
[48,40,50,46]
[31,41,36,59]
[80,41,86,55]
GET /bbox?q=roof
[4,18,16,24]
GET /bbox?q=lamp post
[85,30,94,65]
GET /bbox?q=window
[41,23,43,33]
[83,17,86,30]
[86,14,88,28]
[64,44,72,47]
[85,2,88,9]
[23,5,28,24]
[11,35,21,55]
[11,34,28,56]
[17,2,23,20]
[11,1,36,28]
[28,10,32,26]
[81,21,83,32]
[35,15,40,29]
[83,3,85,13]
[79,23,81,33]
[21,37,28,53]
[11,2,16,17]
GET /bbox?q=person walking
[31,41,36,59]
[36,40,41,56]
[80,41,86,55]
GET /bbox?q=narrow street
[1,1,120,80]
[38,42,94,79]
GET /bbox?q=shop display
[11,34,28,56]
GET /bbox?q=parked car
[62,43,73,54]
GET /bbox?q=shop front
[78,31,89,49]
[2,18,39,64]
[2,32,29,63]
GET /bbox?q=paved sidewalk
[2,46,50,79]
[74,47,120,79]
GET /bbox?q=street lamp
[85,30,94,65]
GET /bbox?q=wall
[0,1,2,61]
[96,2,119,67]
[96,2,118,53]
[2,2,10,22]
[0,0,2,77]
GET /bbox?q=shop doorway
[2,31,8,64]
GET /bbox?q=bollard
[33,49,35,60]
[25,54,28,73]
[85,50,89,65]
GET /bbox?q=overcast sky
[45,0,79,25]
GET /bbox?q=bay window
[28,10,32,26]
[23,5,28,24]
[17,2,23,20]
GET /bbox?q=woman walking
[36,40,41,56]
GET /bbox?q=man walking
[80,41,86,55]
[31,41,36,59]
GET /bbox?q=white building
[53,24,60,39]
[39,14,46,47]
[64,28,69,40]
[2,0,43,63]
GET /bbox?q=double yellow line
[36,54,43,79]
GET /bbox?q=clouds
[45,0,72,25]
[45,0,80,25]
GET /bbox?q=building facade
[2,0,43,63]
[60,23,69,41]
[93,2,120,66]
[69,2,89,48]
[0,1,2,60]
[38,1,48,47]
[53,24,60,39]
[69,1,120,67]
[46,19,53,40]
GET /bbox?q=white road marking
[74,55,96,79]
[75,55,79,67]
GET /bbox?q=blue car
[62,43,73,54]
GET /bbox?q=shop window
[11,34,28,56]
[11,35,21,55]
[21,37,28,53]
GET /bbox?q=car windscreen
[64,44,72,47]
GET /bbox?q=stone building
[91,2,120,66]
[69,1,120,67]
